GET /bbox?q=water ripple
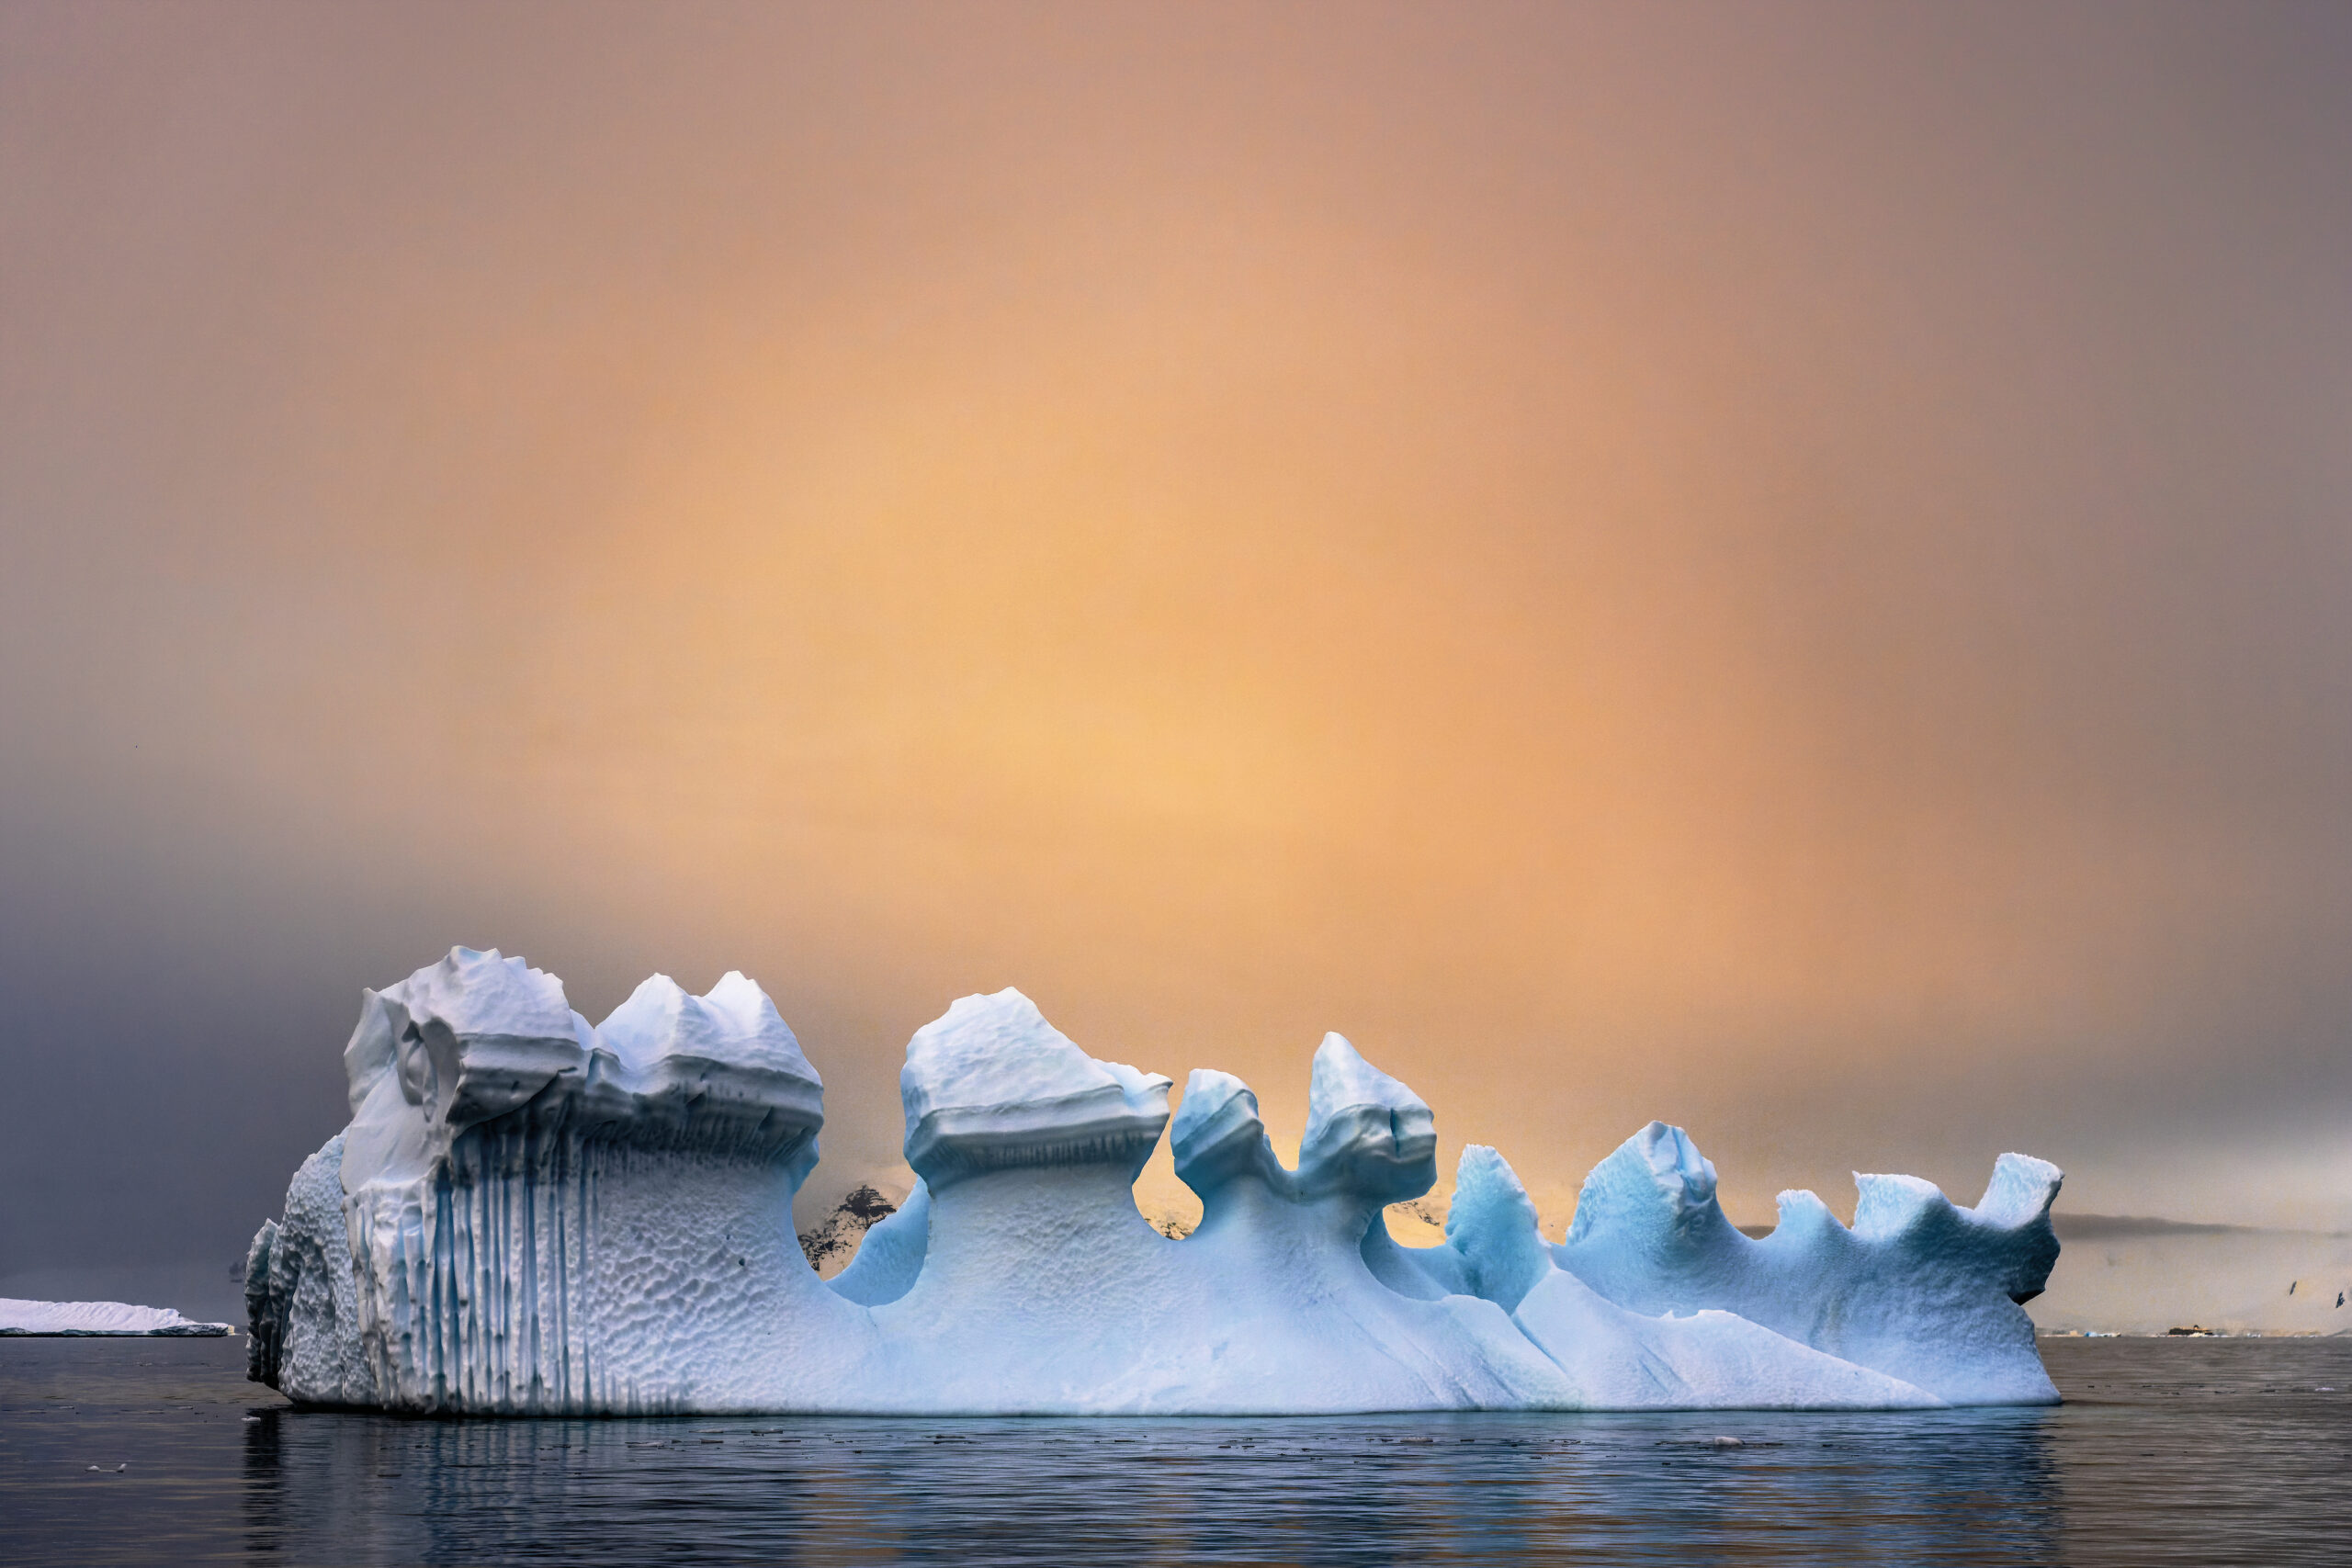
[4,1337,2345,1565]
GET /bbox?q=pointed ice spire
[1565,1122,1729,1250]
[1294,1033,1437,1205]
[1442,1145,1555,1312]
[1170,1069,1289,1196]
[597,971,819,1086]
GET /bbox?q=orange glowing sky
[4,5,2349,1297]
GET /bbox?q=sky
[4,3,2349,1315]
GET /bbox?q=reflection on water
[239,1404,2064,1566]
[6,1337,2347,1566]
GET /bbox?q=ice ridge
[1544,1122,2064,1404]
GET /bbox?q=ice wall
[249,950,876,1413]
[247,947,2065,1415]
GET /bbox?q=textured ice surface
[248,946,2065,1414]
[1543,1123,2063,1404]
[1436,1145,1943,1407]
[0,1299,231,1336]
[254,949,865,1414]
[901,989,1170,1187]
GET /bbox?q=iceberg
[246,947,2064,1415]
[1,1298,232,1336]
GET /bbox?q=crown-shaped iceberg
[248,947,2068,1416]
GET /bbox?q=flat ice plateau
[1,1298,232,1336]
[246,948,2064,1415]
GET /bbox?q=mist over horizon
[4,3,2349,1319]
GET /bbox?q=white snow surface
[247,946,2065,1415]
[1,1298,231,1336]
[901,988,1170,1187]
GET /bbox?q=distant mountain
[798,1186,902,1276]
[2052,1213,2346,1241]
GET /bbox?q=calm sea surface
[2,1336,2346,1566]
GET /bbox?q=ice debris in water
[246,946,2065,1416]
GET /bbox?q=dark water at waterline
[3,1337,2346,1565]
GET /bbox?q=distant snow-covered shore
[0,1297,232,1337]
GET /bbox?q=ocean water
[2,1337,2345,1566]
